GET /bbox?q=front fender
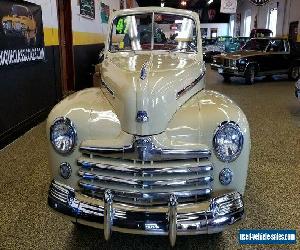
[160,90,250,194]
[197,90,250,195]
[46,87,122,187]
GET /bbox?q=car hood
[100,52,205,135]
[217,50,265,60]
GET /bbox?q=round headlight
[50,117,77,154]
[213,121,243,162]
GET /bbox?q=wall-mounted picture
[120,0,124,9]
[80,0,95,19]
[100,2,110,24]
[0,0,45,67]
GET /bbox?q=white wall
[234,0,300,40]
[200,23,229,38]
[282,0,300,38]
[71,0,120,34]
[27,0,58,28]
[71,0,139,34]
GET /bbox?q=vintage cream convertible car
[47,7,250,246]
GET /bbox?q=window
[211,28,218,38]
[267,40,285,52]
[229,16,235,37]
[244,10,251,37]
[242,38,269,51]
[268,8,277,37]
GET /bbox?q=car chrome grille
[214,57,223,65]
[77,153,214,206]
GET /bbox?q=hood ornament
[136,111,149,123]
[140,62,148,80]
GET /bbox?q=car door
[247,39,272,74]
[266,40,289,72]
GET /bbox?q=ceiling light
[208,0,213,5]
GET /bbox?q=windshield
[242,39,270,51]
[202,38,216,46]
[110,13,197,52]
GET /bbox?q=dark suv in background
[211,38,300,84]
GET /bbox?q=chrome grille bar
[78,157,212,176]
[79,182,211,205]
[77,156,213,206]
[80,139,211,162]
[78,171,212,189]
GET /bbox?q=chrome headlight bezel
[50,117,77,155]
[213,121,244,163]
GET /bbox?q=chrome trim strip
[80,144,211,161]
[77,157,213,206]
[77,158,213,175]
[101,80,115,96]
[81,145,133,153]
[48,180,245,246]
[104,190,113,241]
[176,71,205,99]
[168,194,177,247]
[78,172,212,189]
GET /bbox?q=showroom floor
[0,67,299,250]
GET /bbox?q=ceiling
[135,0,230,23]
[136,0,220,10]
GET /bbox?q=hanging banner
[220,0,237,14]
[0,0,45,67]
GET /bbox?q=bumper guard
[48,180,244,246]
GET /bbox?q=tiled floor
[0,67,299,249]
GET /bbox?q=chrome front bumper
[48,180,245,246]
[210,64,243,76]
